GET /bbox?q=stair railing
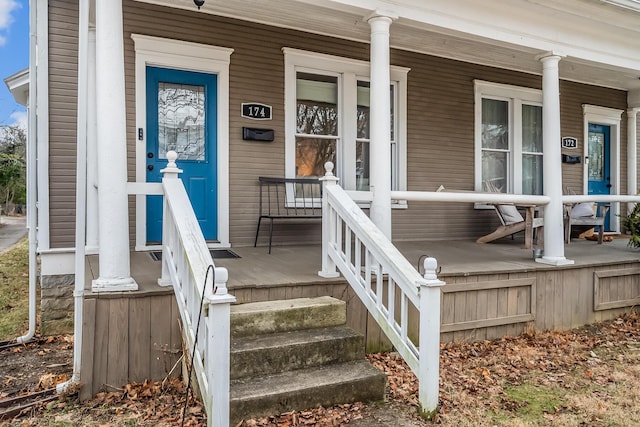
[158,151,236,427]
[318,162,445,417]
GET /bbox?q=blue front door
[587,123,611,230]
[146,66,218,243]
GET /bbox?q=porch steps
[229,296,386,423]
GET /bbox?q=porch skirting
[79,287,181,400]
[77,256,640,398]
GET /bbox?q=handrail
[159,151,235,427]
[319,162,444,417]
[562,194,640,204]
[391,190,551,206]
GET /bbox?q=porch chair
[476,203,544,248]
[564,202,610,244]
[475,180,543,248]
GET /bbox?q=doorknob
[147,152,154,158]
[147,165,154,171]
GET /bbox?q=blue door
[146,66,218,243]
[587,123,611,230]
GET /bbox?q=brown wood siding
[122,1,630,246]
[47,1,632,248]
[48,0,78,248]
[560,81,628,195]
[122,1,372,247]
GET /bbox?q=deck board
[80,236,640,394]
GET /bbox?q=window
[284,48,408,196]
[295,73,339,178]
[475,80,543,195]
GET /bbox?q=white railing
[318,163,444,417]
[391,190,551,206]
[158,151,235,427]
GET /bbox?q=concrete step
[230,296,346,337]
[230,359,386,424]
[231,325,364,380]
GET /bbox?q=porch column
[628,107,639,213]
[92,0,137,291]
[367,11,396,239]
[86,25,98,249]
[536,52,574,266]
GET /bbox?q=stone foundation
[40,274,74,335]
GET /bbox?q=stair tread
[231,325,360,353]
[230,296,342,316]
[230,296,346,337]
[230,359,385,400]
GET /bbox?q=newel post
[318,162,340,278]
[206,266,236,427]
[418,256,445,418]
[158,151,183,286]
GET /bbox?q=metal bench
[254,176,322,253]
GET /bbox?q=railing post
[158,150,183,287]
[206,267,236,427]
[318,162,340,278]
[418,257,445,419]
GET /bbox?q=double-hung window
[474,80,543,195]
[284,48,408,196]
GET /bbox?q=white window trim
[283,47,409,204]
[474,80,543,199]
[131,34,233,250]
[583,104,623,232]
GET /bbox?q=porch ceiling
[137,0,640,91]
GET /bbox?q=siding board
[47,0,629,249]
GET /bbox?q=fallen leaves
[3,312,639,426]
[36,373,67,390]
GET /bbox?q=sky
[0,0,28,130]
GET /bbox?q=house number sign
[562,137,578,149]
[241,103,272,120]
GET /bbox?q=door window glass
[588,131,605,181]
[157,82,205,160]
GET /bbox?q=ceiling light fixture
[194,0,205,10]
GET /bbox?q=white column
[92,0,137,291]
[536,52,574,266]
[628,108,639,213]
[86,26,99,249]
[367,11,396,240]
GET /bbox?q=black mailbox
[562,154,581,164]
[243,127,274,142]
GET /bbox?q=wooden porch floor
[80,234,640,395]
[86,234,640,293]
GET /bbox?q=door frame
[132,34,233,250]
[582,104,623,233]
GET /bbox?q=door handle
[147,165,154,171]
[147,152,154,158]
[606,183,612,188]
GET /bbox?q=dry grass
[0,237,29,341]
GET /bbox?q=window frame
[283,47,409,202]
[474,80,543,197]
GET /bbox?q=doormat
[149,249,240,262]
